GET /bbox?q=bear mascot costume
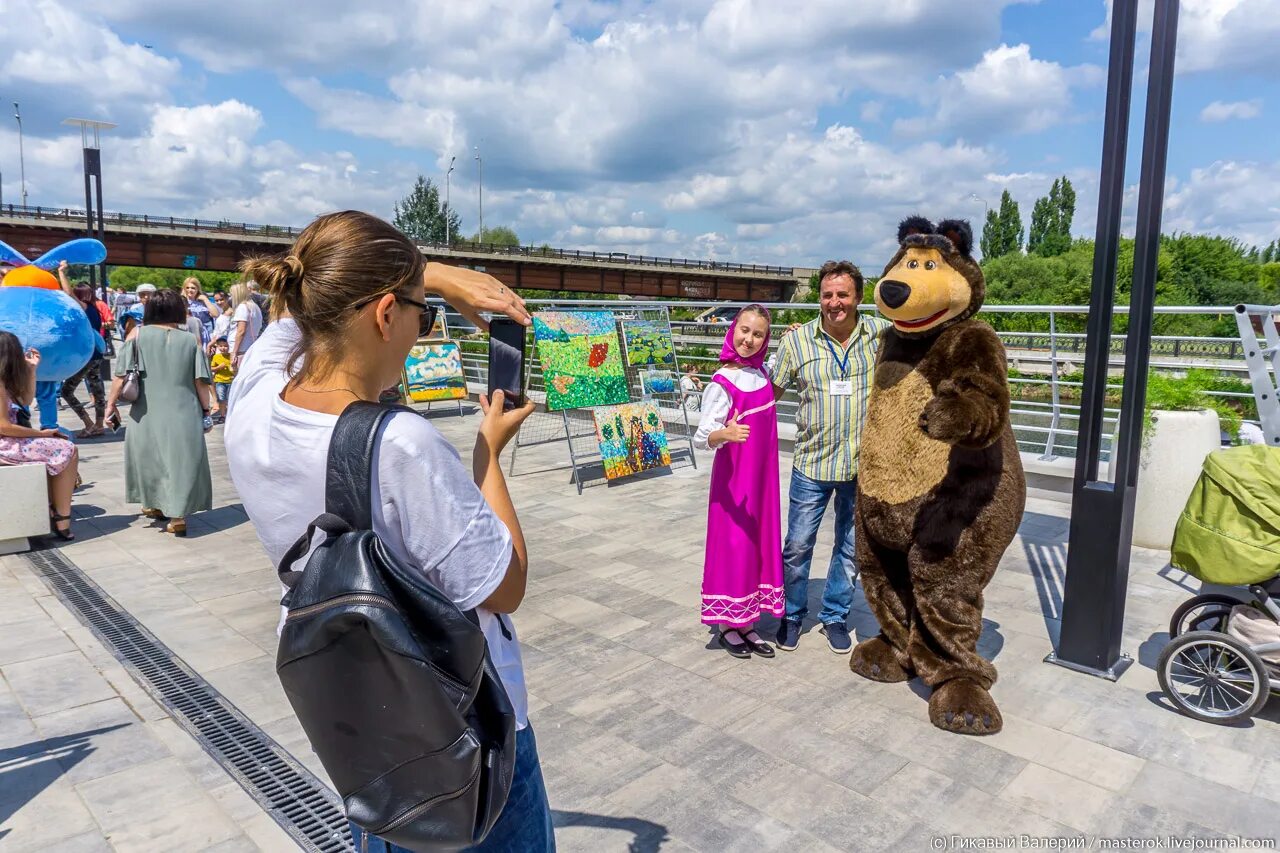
[850,216,1025,735]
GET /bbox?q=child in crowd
[209,337,234,423]
[693,305,783,658]
[679,362,704,410]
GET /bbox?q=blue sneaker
[820,622,852,654]
[775,620,801,651]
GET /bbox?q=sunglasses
[355,291,438,338]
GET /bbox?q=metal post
[474,146,484,242]
[1040,310,1061,460]
[14,103,27,208]
[1235,305,1280,446]
[1049,0,1179,680]
[445,155,455,247]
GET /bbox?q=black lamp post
[1048,0,1181,680]
[63,119,115,294]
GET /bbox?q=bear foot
[849,636,912,683]
[928,678,1002,735]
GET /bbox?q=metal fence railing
[435,299,1275,464]
[0,203,794,276]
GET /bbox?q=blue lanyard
[823,336,852,378]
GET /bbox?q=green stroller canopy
[1171,444,1280,586]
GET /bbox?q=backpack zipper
[285,593,394,623]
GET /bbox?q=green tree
[471,226,520,246]
[105,266,241,293]
[1027,176,1076,257]
[392,175,461,244]
[980,190,1023,259]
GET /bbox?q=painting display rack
[509,305,697,494]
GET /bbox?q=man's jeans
[782,469,858,625]
[348,725,555,853]
[34,381,61,430]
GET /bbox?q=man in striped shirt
[771,260,890,654]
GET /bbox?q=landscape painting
[640,369,677,396]
[532,311,629,411]
[621,317,676,367]
[404,341,467,402]
[592,402,671,480]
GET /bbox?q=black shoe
[820,622,852,654]
[718,629,752,659]
[775,620,801,651]
[740,631,775,658]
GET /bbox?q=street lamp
[14,102,27,208]
[969,192,989,217]
[474,145,483,243]
[445,155,455,247]
[63,118,116,293]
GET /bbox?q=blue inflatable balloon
[0,287,95,381]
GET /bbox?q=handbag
[118,338,145,403]
[275,401,516,851]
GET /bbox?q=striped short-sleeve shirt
[771,314,890,482]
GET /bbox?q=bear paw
[928,678,1002,735]
[849,636,912,683]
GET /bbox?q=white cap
[136,283,157,294]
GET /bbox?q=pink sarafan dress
[700,372,784,627]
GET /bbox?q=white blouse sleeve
[693,380,732,452]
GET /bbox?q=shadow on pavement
[551,809,671,852]
[0,725,129,840]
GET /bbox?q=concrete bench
[0,463,50,554]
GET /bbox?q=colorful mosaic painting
[592,402,671,480]
[404,341,467,402]
[621,317,676,367]
[640,369,676,396]
[532,311,629,411]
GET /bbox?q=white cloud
[895,44,1103,140]
[1163,160,1280,247]
[0,1,179,126]
[1093,0,1280,76]
[1199,99,1262,122]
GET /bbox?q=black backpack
[275,401,516,851]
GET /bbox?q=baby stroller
[1157,444,1280,724]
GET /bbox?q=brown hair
[817,260,864,296]
[239,210,425,384]
[144,289,188,326]
[0,331,31,406]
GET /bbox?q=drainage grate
[26,549,352,852]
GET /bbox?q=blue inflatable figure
[0,238,106,382]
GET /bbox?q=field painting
[532,311,628,411]
[640,369,676,396]
[592,402,671,480]
[621,317,676,367]
[404,341,467,402]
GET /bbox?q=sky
[1,0,1277,270]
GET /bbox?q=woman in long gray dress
[104,289,214,536]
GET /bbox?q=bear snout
[878,279,911,309]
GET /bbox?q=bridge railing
[431,298,1273,463]
[0,203,794,275]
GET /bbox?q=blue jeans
[348,726,555,853]
[34,381,61,430]
[782,469,858,625]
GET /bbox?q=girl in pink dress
[0,332,79,540]
[694,305,783,658]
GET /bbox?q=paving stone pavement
[1,402,1276,851]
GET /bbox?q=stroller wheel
[1168,593,1240,638]
[1157,631,1271,724]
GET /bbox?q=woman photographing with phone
[222,211,552,852]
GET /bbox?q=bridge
[0,204,800,301]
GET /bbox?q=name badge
[831,380,853,396]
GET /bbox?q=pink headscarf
[718,305,772,371]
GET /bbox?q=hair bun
[283,255,304,281]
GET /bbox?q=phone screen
[488,318,526,410]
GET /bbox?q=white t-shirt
[212,311,233,346]
[224,320,529,728]
[693,366,770,451]
[229,300,263,355]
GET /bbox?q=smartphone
[488,318,526,411]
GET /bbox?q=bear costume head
[875,216,983,337]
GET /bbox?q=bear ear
[936,219,973,257]
[897,215,935,244]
